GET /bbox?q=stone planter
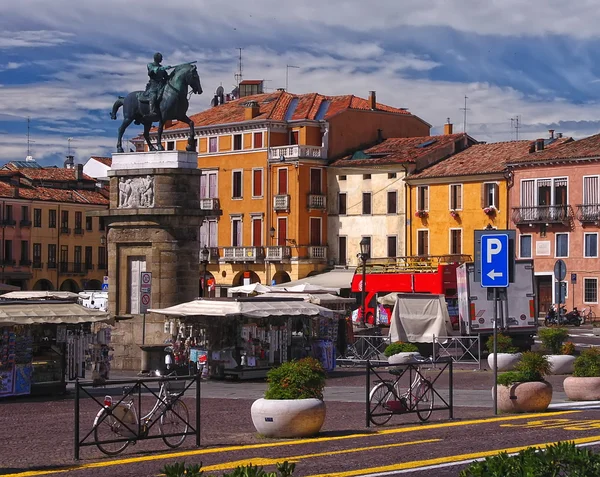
[564,376,600,401]
[593,327,600,336]
[251,398,326,438]
[546,355,575,375]
[487,353,521,371]
[388,352,421,365]
[495,381,553,413]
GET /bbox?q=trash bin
[139,345,167,373]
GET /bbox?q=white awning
[1,291,81,300]
[263,292,355,306]
[0,303,111,325]
[227,283,273,295]
[272,268,355,290]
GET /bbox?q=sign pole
[142,313,146,345]
[493,287,498,415]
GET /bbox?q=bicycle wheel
[369,382,393,426]
[590,311,596,323]
[415,380,434,422]
[160,399,189,448]
[94,409,131,456]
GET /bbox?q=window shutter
[481,183,486,208]
[493,183,499,208]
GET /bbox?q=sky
[2,0,600,166]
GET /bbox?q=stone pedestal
[98,151,219,370]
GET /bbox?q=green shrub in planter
[497,352,550,385]
[459,441,600,476]
[573,347,600,377]
[264,357,326,400]
[162,461,297,477]
[383,341,419,357]
[537,327,569,354]
[486,334,518,354]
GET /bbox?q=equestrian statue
[110,52,203,153]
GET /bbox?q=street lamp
[200,245,209,298]
[358,237,370,327]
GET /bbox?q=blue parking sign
[481,234,509,288]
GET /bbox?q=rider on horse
[146,52,171,117]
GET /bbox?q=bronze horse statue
[111,63,202,153]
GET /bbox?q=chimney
[244,100,261,120]
[75,163,83,180]
[11,186,18,198]
[444,118,453,135]
[369,91,377,110]
[535,138,545,152]
[557,132,563,138]
[548,129,555,139]
[377,128,384,143]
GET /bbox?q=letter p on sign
[486,238,502,263]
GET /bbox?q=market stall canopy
[0,302,111,325]
[263,292,355,306]
[274,283,341,294]
[227,283,273,295]
[271,268,355,290]
[0,283,21,292]
[1,291,80,300]
[149,298,339,319]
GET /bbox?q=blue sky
[2,0,600,166]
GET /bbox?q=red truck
[350,255,471,327]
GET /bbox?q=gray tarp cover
[0,303,111,325]
[380,293,454,343]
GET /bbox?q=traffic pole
[493,287,498,416]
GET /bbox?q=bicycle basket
[165,379,186,395]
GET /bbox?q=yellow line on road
[1,411,578,477]
[305,434,600,477]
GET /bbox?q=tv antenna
[26,117,35,160]
[460,95,470,133]
[67,137,74,156]
[286,65,300,92]
[234,48,243,91]
[510,116,521,140]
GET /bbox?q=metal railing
[432,335,481,369]
[512,205,570,224]
[576,204,600,223]
[337,334,391,366]
[362,254,471,274]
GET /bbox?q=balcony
[268,145,326,161]
[47,262,57,270]
[1,259,15,266]
[308,246,327,260]
[98,263,108,271]
[512,205,571,225]
[273,195,290,211]
[222,246,265,263]
[19,259,31,267]
[74,227,84,235]
[576,204,600,223]
[60,227,71,235]
[58,262,85,274]
[19,219,31,227]
[307,194,326,209]
[32,261,42,269]
[265,246,292,261]
[1,219,16,227]
[200,198,220,213]
[85,263,94,270]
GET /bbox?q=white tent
[272,283,341,294]
[149,298,338,319]
[1,291,80,300]
[272,268,355,290]
[260,292,355,306]
[0,302,111,325]
[227,283,273,296]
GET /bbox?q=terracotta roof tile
[90,156,112,166]
[15,187,108,205]
[509,135,596,165]
[18,168,95,182]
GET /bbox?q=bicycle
[92,371,190,456]
[581,306,596,325]
[368,356,434,425]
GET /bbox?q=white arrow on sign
[487,269,503,280]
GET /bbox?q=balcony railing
[32,261,42,269]
[200,198,220,212]
[85,263,94,270]
[19,259,31,266]
[308,246,327,260]
[74,227,84,235]
[60,227,71,235]
[273,194,290,211]
[576,204,600,223]
[268,145,326,161]
[1,219,16,227]
[222,246,265,262]
[58,262,85,274]
[265,246,292,261]
[512,205,570,225]
[47,262,57,270]
[307,194,326,209]
[19,219,31,227]
[1,259,15,266]
[98,263,108,271]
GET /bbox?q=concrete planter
[495,381,553,413]
[487,353,521,371]
[546,355,575,375]
[251,398,326,438]
[593,327,600,336]
[388,352,421,365]
[564,376,600,401]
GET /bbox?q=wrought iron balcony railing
[576,204,600,223]
[511,205,570,225]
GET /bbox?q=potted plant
[450,210,459,219]
[495,351,552,413]
[538,327,574,375]
[483,205,497,216]
[250,358,327,438]
[384,341,420,365]
[564,348,600,401]
[414,210,428,219]
[486,334,520,371]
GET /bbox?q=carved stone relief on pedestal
[118,176,155,208]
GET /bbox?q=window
[60,245,68,272]
[584,278,598,303]
[310,218,321,245]
[310,169,322,195]
[233,134,242,151]
[363,174,371,180]
[520,235,532,258]
[290,131,298,145]
[75,211,82,232]
[251,218,262,246]
[99,217,105,231]
[388,173,397,179]
[387,236,397,258]
[339,175,347,181]
[450,184,463,210]
[338,193,347,215]
[252,169,263,198]
[98,247,107,269]
[362,192,372,215]
[61,210,69,229]
[20,241,28,263]
[253,132,263,149]
[209,136,218,153]
[231,218,242,246]
[450,229,462,255]
[232,170,243,199]
[4,205,13,223]
[555,233,569,257]
[167,141,175,151]
[200,219,218,248]
[417,230,429,256]
[417,186,429,211]
[85,246,93,269]
[48,244,56,267]
[338,236,347,265]
[74,246,82,265]
[33,243,41,267]
[86,216,93,231]
[585,233,598,258]
[278,168,288,195]
[387,191,397,214]
[483,183,499,208]
[33,208,42,227]
[21,206,29,222]
[200,171,218,199]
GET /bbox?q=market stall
[149,297,340,379]
[0,300,112,397]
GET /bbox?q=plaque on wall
[536,241,551,256]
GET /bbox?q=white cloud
[0,30,73,48]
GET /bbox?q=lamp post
[200,245,209,298]
[359,237,370,327]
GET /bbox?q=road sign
[474,230,516,283]
[554,259,567,282]
[101,283,108,291]
[480,234,509,288]
[571,273,577,284]
[140,272,152,313]
[103,276,109,284]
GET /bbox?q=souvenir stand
[0,292,112,397]
[149,296,339,379]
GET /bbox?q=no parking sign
[140,272,152,313]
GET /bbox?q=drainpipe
[400,164,411,256]
[266,124,272,285]
[56,204,61,291]
[1,200,4,284]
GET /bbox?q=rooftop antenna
[286,65,300,92]
[25,117,35,161]
[510,115,521,141]
[460,95,470,133]
[234,48,243,91]
[67,137,74,156]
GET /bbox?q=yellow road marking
[1,410,578,477]
[305,434,600,477]
[502,418,600,431]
